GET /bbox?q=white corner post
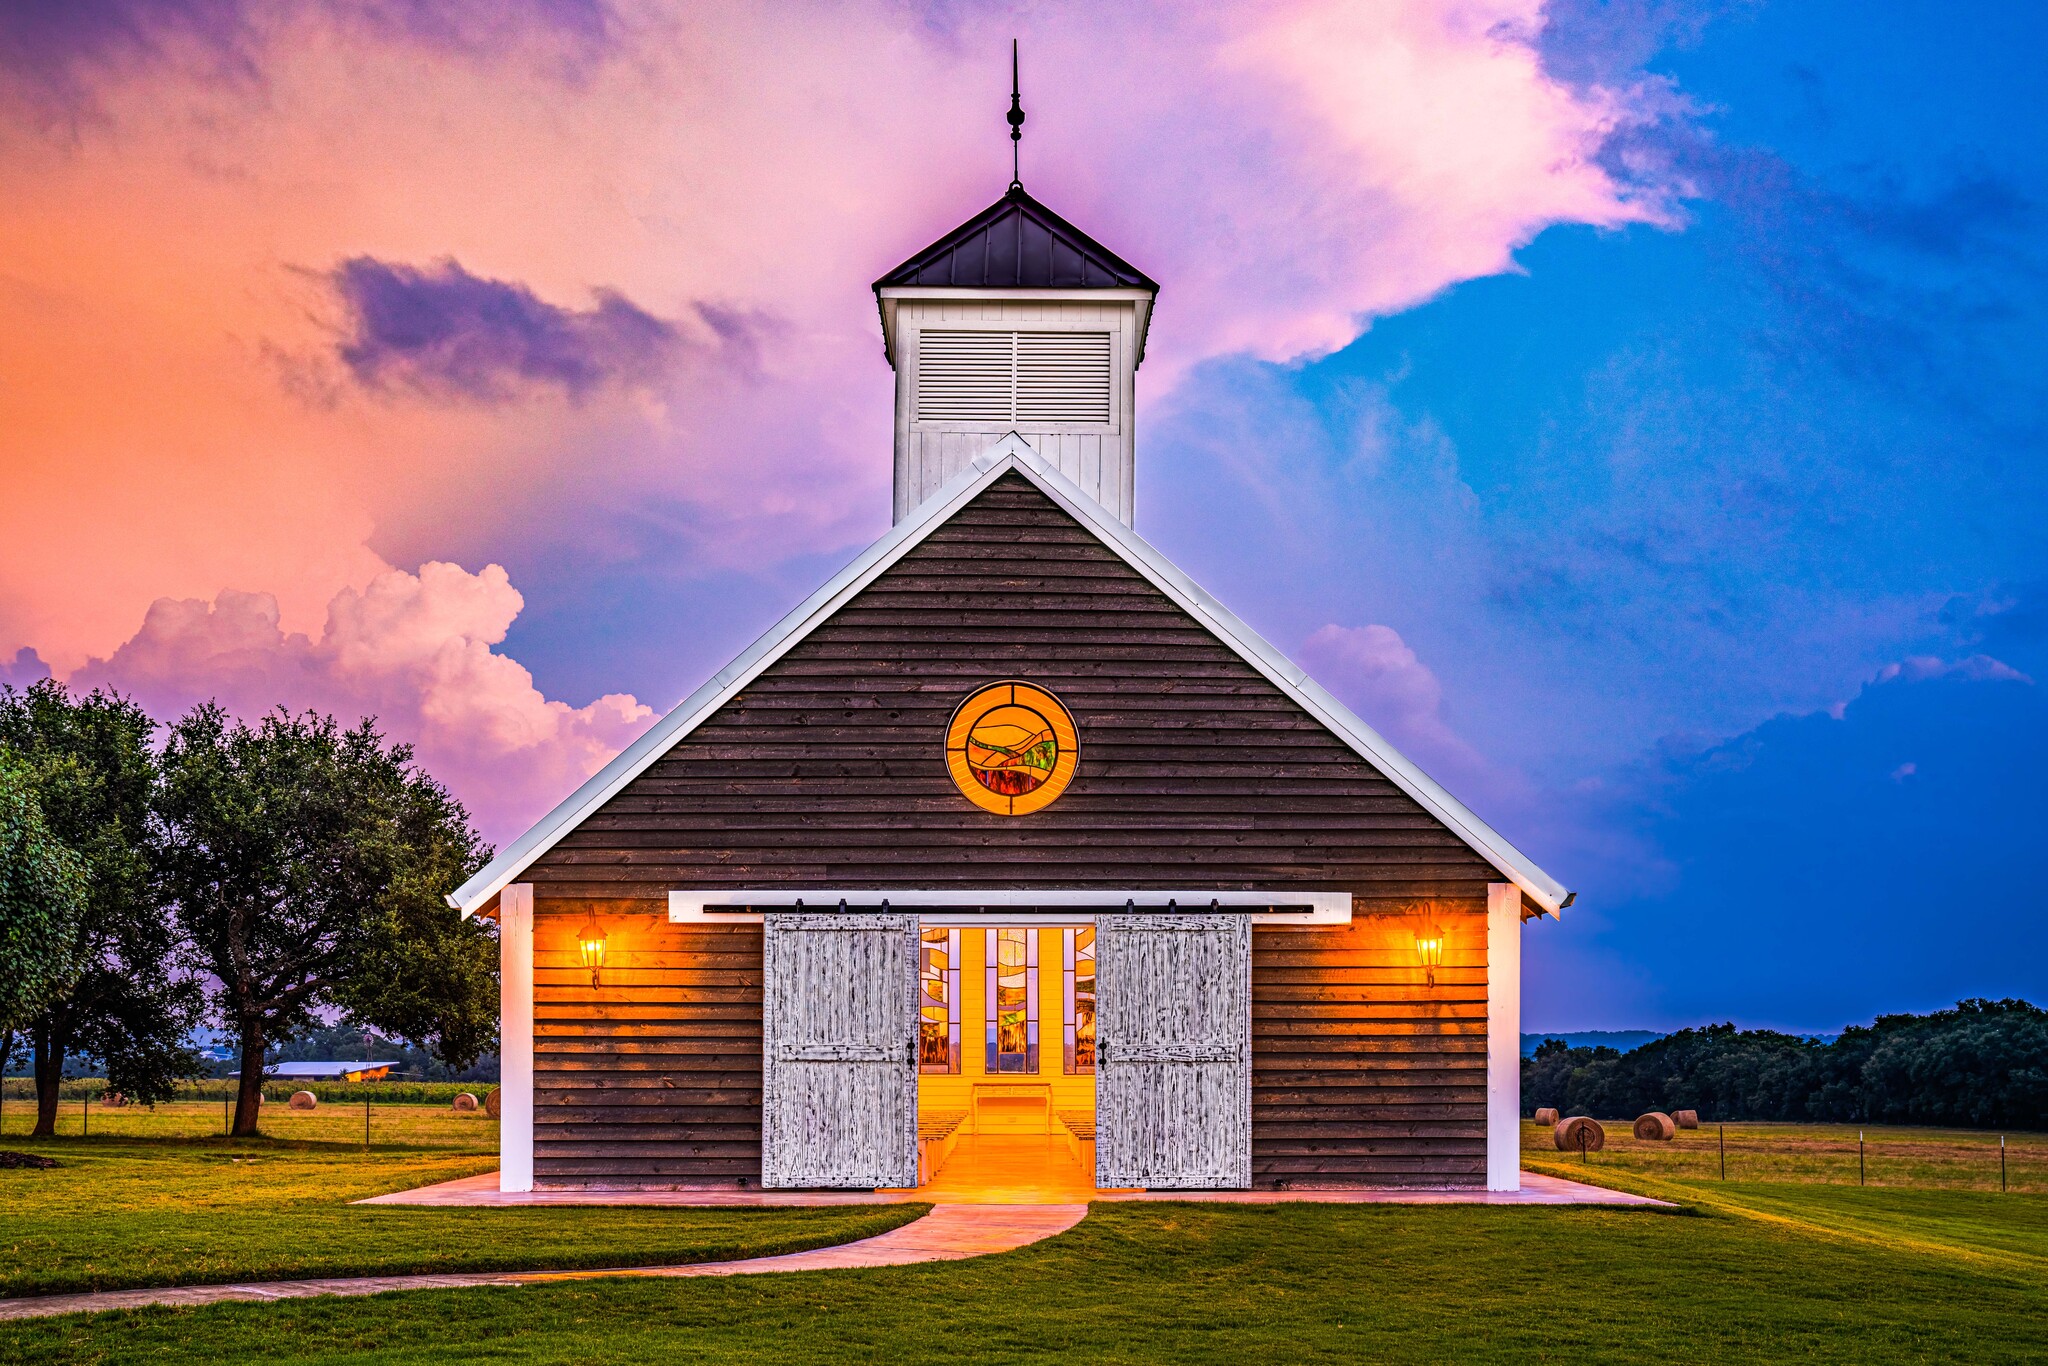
[499,883,535,1193]
[1485,883,1522,1192]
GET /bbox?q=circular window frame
[944,681,1081,817]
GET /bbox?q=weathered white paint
[449,443,1571,918]
[668,889,1352,925]
[1095,914,1252,1189]
[760,913,920,1189]
[1486,882,1522,1192]
[887,297,1145,524]
[498,883,534,1194]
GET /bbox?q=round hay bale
[1533,1107,1560,1126]
[483,1088,502,1119]
[1554,1116,1605,1152]
[452,1092,479,1112]
[288,1090,318,1111]
[1672,1109,1699,1129]
[1633,1111,1677,1141]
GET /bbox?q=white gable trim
[448,436,1572,916]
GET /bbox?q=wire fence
[1526,1118,2044,1193]
[0,1077,490,1107]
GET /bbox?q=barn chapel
[451,152,1571,1197]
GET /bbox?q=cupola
[873,63,1158,526]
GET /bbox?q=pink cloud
[1298,622,1498,794]
[75,563,654,843]
[0,0,1694,673]
[1874,654,2032,686]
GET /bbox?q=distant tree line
[0,681,499,1137]
[1524,999,2048,1130]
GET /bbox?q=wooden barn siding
[522,474,1504,1188]
[1253,904,1489,1188]
[526,474,1500,902]
[533,899,762,1188]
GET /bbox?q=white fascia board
[450,434,1570,917]
[447,449,1031,916]
[996,446,1574,916]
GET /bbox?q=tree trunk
[31,1018,66,1138]
[232,1023,266,1137]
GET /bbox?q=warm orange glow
[578,910,608,987]
[1414,924,1445,987]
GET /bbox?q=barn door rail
[668,888,1350,925]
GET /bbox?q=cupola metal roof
[873,185,1158,292]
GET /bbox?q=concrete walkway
[0,1203,1086,1323]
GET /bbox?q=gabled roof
[448,438,1573,918]
[873,186,1158,291]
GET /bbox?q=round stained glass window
[945,681,1080,816]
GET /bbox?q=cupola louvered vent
[915,331,1111,425]
[914,331,1015,422]
[1018,332,1111,423]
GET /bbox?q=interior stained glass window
[919,927,960,1073]
[984,927,1039,1073]
[1063,927,1096,1074]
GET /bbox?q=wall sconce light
[1414,924,1445,987]
[579,909,608,987]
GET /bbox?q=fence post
[2001,1135,2006,1193]
[1859,1131,1864,1187]
[1719,1124,1726,1181]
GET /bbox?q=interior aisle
[887,1134,1101,1204]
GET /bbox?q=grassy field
[0,1102,922,1299]
[1525,1117,2047,1191]
[1,1113,2042,1363]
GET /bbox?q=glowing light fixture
[1413,923,1445,987]
[579,910,608,987]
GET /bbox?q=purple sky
[2,1,2042,1032]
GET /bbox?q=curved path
[0,1203,1087,1324]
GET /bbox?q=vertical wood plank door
[1096,914,1252,1189]
[760,912,919,1188]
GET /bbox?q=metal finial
[1007,39,1025,192]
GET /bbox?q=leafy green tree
[1,682,194,1135]
[0,754,87,1053]
[156,705,496,1136]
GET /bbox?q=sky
[2,1,2042,1034]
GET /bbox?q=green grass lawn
[6,1191,2045,1364]
[2,1111,2043,1363]
[0,1102,921,1299]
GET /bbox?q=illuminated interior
[909,922,1098,1199]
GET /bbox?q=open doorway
[902,923,1097,1200]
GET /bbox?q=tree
[0,682,194,1135]
[156,705,496,1136]
[0,753,87,1059]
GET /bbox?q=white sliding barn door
[760,912,919,1189]
[1095,914,1252,1189]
